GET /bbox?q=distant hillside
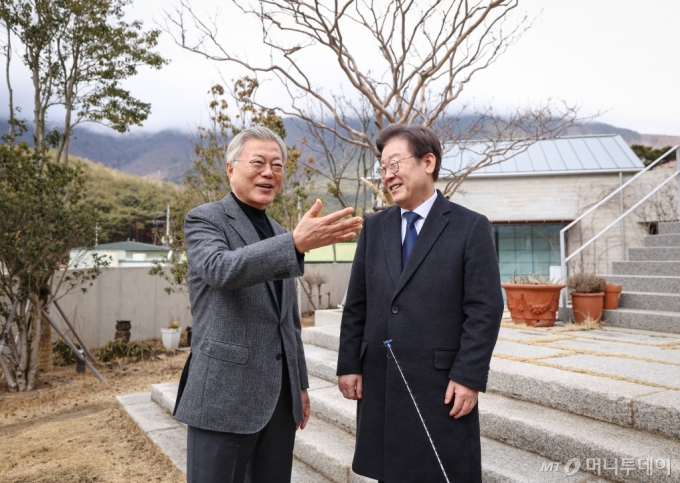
[4,118,678,183]
[71,155,179,243]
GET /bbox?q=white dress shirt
[400,190,438,243]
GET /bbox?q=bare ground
[0,347,189,483]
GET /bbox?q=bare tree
[165,0,589,203]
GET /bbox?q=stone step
[305,343,341,382]
[629,247,680,261]
[604,308,680,334]
[606,275,680,294]
[659,222,680,235]
[612,260,680,276]
[295,412,609,483]
[479,391,680,483]
[304,343,680,441]
[118,391,334,482]
[293,415,375,483]
[644,234,680,247]
[619,291,680,311]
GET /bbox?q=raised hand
[293,199,363,253]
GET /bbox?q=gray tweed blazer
[174,194,309,433]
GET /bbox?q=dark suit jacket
[337,192,503,482]
[174,194,309,433]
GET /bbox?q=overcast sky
[3,0,680,136]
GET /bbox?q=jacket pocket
[202,338,249,365]
[433,349,458,370]
[360,339,368,359]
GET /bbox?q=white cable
[383,340,451,483]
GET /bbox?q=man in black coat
[337,124,504,483]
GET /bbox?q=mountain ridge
[3,118,678,183]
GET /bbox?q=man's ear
[423,153,436,175]
[226,162,234,178]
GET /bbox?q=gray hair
[225,126,287,165]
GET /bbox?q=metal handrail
[558,145,679,306]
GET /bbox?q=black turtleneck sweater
[231,192,304,308]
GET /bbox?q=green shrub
[52,338,82,366]
[97,339,159,363]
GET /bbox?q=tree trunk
[5,25,15,144]
[38,311,53,373]
[27,304,42,391]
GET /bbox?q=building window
[494,224,565,283]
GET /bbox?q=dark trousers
[187,360,296,483]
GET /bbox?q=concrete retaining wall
[55,262,352,348]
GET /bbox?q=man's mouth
[256,184,274,191]
[389,184,402,192]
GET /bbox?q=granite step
[619,291,680,311]
[303,327,680,440]
[629,246,680,261]
[604,308,680,334]
[644,234,680,247]
[659,222,680,235]
[612,260,680,276]
[606,275,680,294]
[479,391,680,483]
[294,412,609,483]
[116,391,333,482]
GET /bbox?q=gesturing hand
[293,199,363,253]
[338,374,363,400]
[445,380,478,419]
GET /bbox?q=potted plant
[604,282,623,310]
[501,272,566,327]
[567,273,606,323]
[161,320,181,349]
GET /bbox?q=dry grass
[0,348,189,483]
[501,316,603,333]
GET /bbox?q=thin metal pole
[619,172,626,261]
[383,340,451,483]
[53,300,96,362]
[42,310,108,385]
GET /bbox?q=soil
[0,345,189,483]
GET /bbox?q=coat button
[276,353,282,360]
[391,306,399,314]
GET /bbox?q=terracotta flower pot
[603,283,623,310]
[501,283,566,327]
[571,292,604,323]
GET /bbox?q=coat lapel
[381,206,402,288]
[271,220,291,322]
[221,195,279,312]
[393,193,451,299]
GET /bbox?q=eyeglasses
[236,159,285,174]
[375,155,416,178]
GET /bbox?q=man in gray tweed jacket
[174,126,363,483]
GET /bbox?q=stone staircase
[296,324,680,483]
[119,322,680,482]
[606,221,680,334]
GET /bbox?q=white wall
[54,262,353,349]
[56,267,192,349]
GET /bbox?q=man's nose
[260,164,274,177]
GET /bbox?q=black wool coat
[337,192,504,483]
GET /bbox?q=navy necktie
[402,211,421,270]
